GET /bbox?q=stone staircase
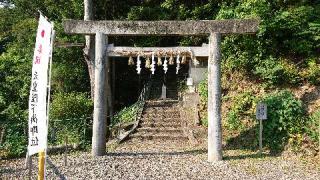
[130,100,188,141]
[125,66,190,149]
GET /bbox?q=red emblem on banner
[41,30,45,38]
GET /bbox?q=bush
[49,92,93,146]
[254,57,286,86]
[306,110,320,143]
[300,58,320,85]
[198,77,208,102]
[0,104,28,158]
[226,92,257,130]
[197,77,208,126]
[1,128,26,157]
[254,57,301,86]
[262,90,306,151]
[50,92,93,120]
[112,102,140,126]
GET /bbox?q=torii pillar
[64,19,259,160]
[92,32,107,156]
[208,33,222,161]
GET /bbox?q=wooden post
[64,136,68,166]
[92,32,107,156]
[259,119,263,154]
[208,33,222,162]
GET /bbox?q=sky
[0,2,15,8]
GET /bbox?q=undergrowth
[197,71,319,154]
[112,102,140,126]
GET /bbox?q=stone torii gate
[64,19,259,162]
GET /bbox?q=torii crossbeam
[64,19,258,35]
[64,19,259,162]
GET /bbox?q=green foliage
[307,21,320,49]
[49,92,93,145]
[112,102,140,126]
[306,110,320,143]
[201,116,208,127]
[254,58,286,86]
[262,91,305,151]
[197,77,208,127]
[51,59,89,93]
[1,127,27,157]
[226,92,257,130]
[11,0,83,21]
[50,92,93,120]
[254,57,301,86]
[300,58,320,85]
[0,17,36,157]
[218,1,320,86]
[0,105,27,157]
[127,6,165,20]
[198,77,208,102]
[177,79,188,93]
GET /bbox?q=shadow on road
[46,157,66,180]
[223,152,272,161]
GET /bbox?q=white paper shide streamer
[176,52,180,74]
[151,52,156,74]
[163,55,168,74]
[136,55,141,74]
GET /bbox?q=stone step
[145,104,176,108]
[130,133,188,141]
[144,106,178,109]
[145,105,179,111]
[141,114,180,119]
[141,117,181,122]
[142,110,180,115]
[145,100,179,105]
[143,109,179,113]
[136,127,183,134]
[140,121,181,128]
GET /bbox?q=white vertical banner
[28,14,53,156]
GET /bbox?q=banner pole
[43,26,55,180]
[38,151,45,180]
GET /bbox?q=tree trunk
[83,0,95,99]
[0,125,5,145]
